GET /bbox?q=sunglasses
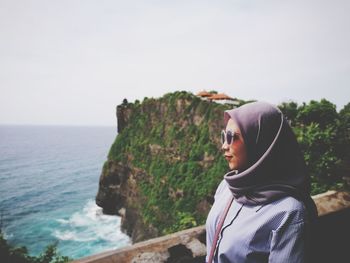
[221,130,238,145]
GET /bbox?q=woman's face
[222,118,248,171]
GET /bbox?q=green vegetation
[109,92,349,234]
[0,233,70,263]
[109,91,231,233]
[279,99,350,195]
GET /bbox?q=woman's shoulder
[271,195,306,212]
[263,196,308,230]
[214,179,229,198]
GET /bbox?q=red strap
[207,195,234,263]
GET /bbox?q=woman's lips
[225,155,233,161]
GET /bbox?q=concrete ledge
[74,226,206,263]
[312,190,350,216]
[74,191,350,263]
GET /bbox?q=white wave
[54,199,131,246]
[56,218,69,224]
[2,232,13,239]
[53,230,96,242]
[54,230,76,241]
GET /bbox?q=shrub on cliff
[0,233,70,263]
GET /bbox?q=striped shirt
[206,180,310,263]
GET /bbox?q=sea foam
[54,200,130,245]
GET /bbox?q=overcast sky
[1,0,349,126]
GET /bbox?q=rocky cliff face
[96,160,159,241]
[95,91,240,243]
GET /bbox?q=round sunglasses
[221,130,238,145]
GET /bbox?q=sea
[0,125,131,259]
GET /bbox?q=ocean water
[0,125,131,259]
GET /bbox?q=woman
[206,101,317,263]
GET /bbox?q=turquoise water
[0,125,130,259]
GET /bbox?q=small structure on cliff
[196,91,212,99]
[196,90,239,105]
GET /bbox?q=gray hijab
[223,101,317,217]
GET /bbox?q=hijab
[223,101,317,217]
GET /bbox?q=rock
[131,252,169,263]
[185,239,206,257]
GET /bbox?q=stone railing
[74,191,350,263]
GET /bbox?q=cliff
[95,91,242,242]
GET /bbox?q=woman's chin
[228,163,237,170]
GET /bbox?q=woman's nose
[221,142,229,151]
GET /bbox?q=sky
[1,0,349,126]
